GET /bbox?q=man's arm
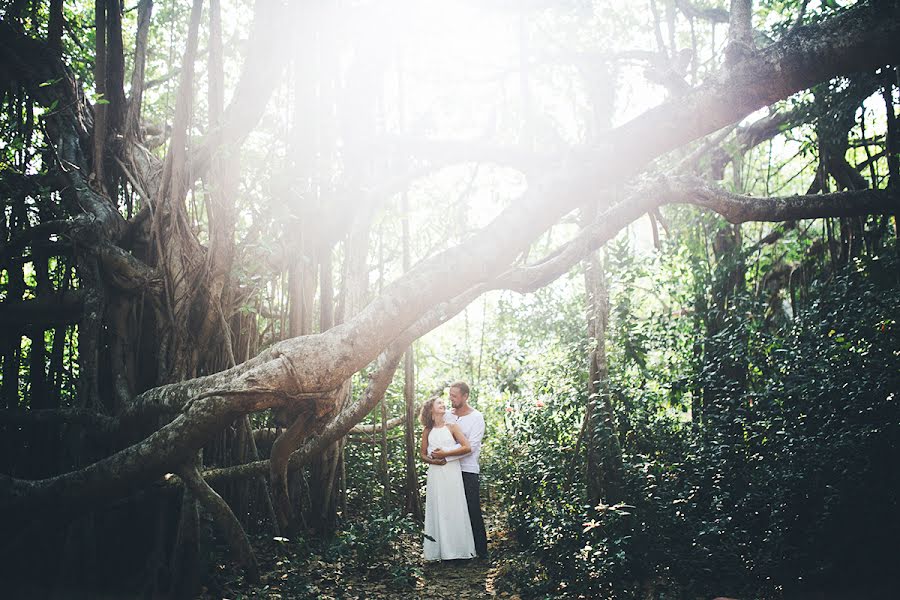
[442,414,484,462]
[431,425,471,459]
[441,442,463,462]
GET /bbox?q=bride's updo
[419,397,437,429]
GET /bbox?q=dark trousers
[461,472,488,556]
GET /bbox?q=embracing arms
[430,424,471,460]
[420,428,446,465]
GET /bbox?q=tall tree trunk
[401,191,422,518]
[402,347,422,519]
[125,0,153,142]
[582,234,623,505]
[92,0,108,187]
[881,67,899,251]
[48,0,64,53]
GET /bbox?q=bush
[324,510,422,588]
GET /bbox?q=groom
[432,381,488,559]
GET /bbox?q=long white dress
[423,425,476,561]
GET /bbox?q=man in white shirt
[432,381,488,558]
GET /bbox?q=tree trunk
[582,229,623,505]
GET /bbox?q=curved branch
[0,392,278,512]
[200,286,486,485]
[609,0,900,174]
[269,409,317,533]
[177,463,260,583]
[494,180,900,294]
[97,243,163,294]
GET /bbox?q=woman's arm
[420,429,445,465]
[431,425,471,459]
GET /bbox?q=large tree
[1,0,898,594]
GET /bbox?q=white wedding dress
[423,425,476,561]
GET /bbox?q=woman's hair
[419,397,437,429]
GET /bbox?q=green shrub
[324,510,422,588]
[490,253,900,599]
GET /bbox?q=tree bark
[726,0,755,64]
[125,0,153,141]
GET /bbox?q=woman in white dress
[420,397,476,561]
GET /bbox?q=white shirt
[446,408,485,474]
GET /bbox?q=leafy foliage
[487,244,900,599]
[324,510,423,588]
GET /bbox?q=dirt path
[367,508,515,599]
[412,509,520,600]
[416,557,500,599]
[203,509,520,599]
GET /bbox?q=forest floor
[202,509,523,599]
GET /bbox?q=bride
[420,397,476,561]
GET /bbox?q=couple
[419,381,488,562]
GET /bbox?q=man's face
[449,386,467,409]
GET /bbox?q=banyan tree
[1,0,898,596]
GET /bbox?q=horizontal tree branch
[0,291,85,327]
[201,285,486,485]
[251,413,408,449]
[348,415,406,435]
[667,176,900,223]
[0,408,116,432]
[607,0,900,173]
